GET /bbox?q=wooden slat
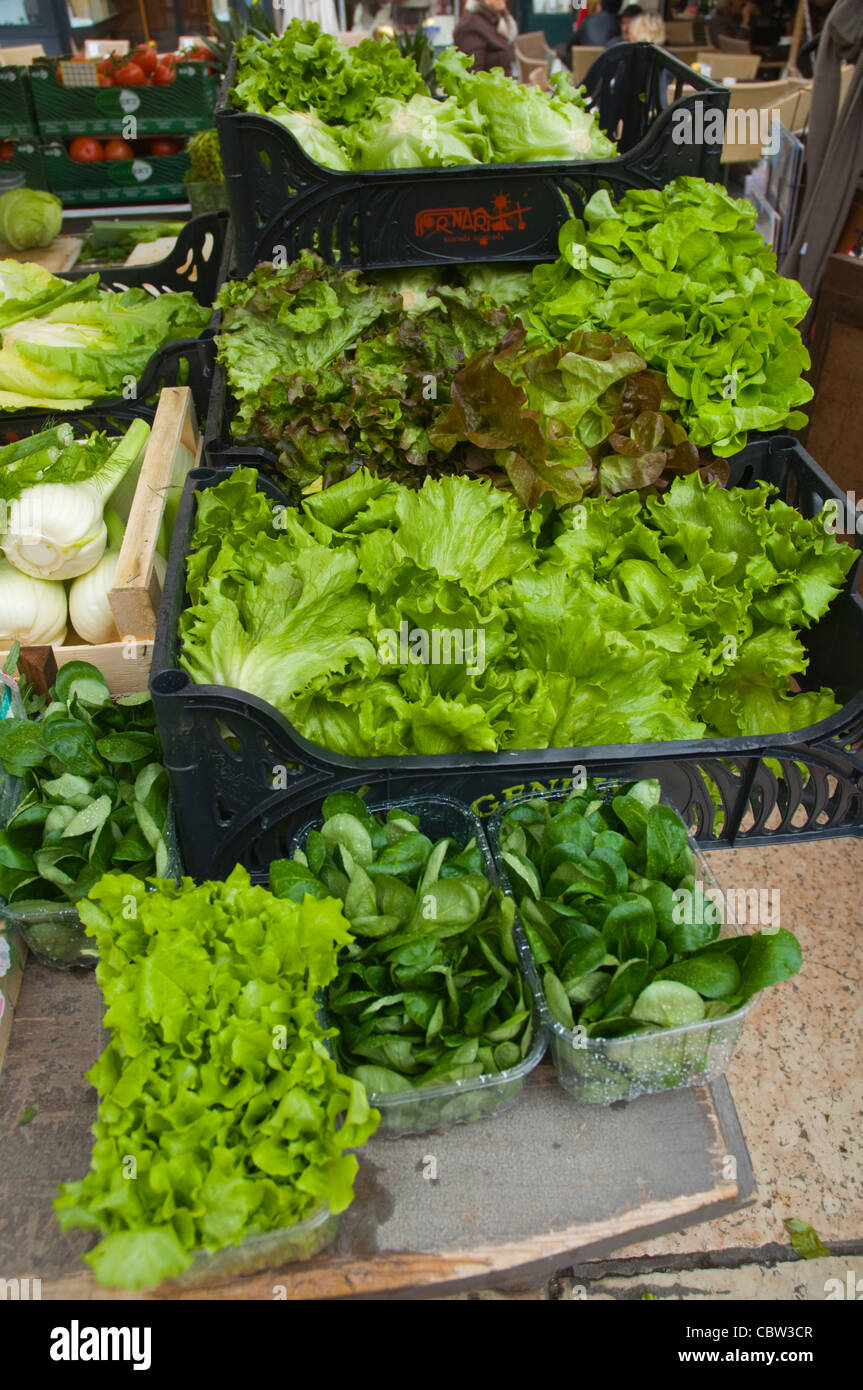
[109,387,198,642]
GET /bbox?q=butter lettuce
[531,179,813,455]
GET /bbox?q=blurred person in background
[629,11,666,42]
[708,0,758,48]
[574,0,622,45]
[454,0,518,71]
[606,4,645,44]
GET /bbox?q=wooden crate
[1,387,201,696]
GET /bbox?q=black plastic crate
[215,42,728,278]
[0,212,227,433]
[150,435,863,881]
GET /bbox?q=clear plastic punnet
[165,1202,338,1288]
[488,785,758,1105]
[290,794,547,1137]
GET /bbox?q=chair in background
[569,46,605,85]
[515,31,554,85]
[696,51,762,81]
[664,19,694,45]
[717,35,753,55]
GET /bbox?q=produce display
[277,792,534,1095]
[67,134,184,163]
[497,780,802,1036]
[54,44,213,90]
[0,266,208,408]
[0,661,170,910]
[178,464,855,753]
[217,253,726,505]
[0,20,854,1305]
[54,865,379,1289]
[229,19,614,170]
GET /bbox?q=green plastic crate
[0,67,37,140]
[41,142,190,205]
[30,60,217,138]
[0,138,49,191]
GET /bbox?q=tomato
[0,139,15,161]
[97,56,115,76]
[69,135,105,163]
[152,64,176,84]
[113,61,147,87]
[97,74,111,87]
[129,45,158,75]
[104,138,133,160]
[149,137,182,157]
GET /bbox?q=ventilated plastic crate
[150,433,863,883]
[29,59,217,139]
[41,140,190,205]
[0,65,37,140]
[215,41,728,276]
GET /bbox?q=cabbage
[270,108,353,171]
[352,93,489,170]
[0,189,62,252]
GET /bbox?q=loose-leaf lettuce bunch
[231,20,426,127]
[216,254,710,504]
[230,21,615,171]
[54,866,379,1290]
[530,178,813,455]
[179,466,856,756]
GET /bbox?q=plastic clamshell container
[4,899,95,970]
[290,794,547,1137]
[165,1202,338,1288]
[0,793,184,970]
[487,785,758,1105]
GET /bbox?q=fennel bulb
[0,556,67,645]
[1,418,150,581]
[69,549,166,645]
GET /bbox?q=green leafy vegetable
[0,661,170,909]
[54,866,379,1289]
[783,1218,829,1260]
[497,780,803,1041]
[272,794,533,1093]
[530,179,813,455]
[179,466,856,754]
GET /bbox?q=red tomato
[152,64,176,84]
[97,73,111,87]
[113,61,147,87]
[104,138,134,160]
[69,135,105,163]
[97,56,115,76]
[0,139,15,161]
[129,45,158,75]
[149,137,182,156]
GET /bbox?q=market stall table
[0,961,755,1300]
